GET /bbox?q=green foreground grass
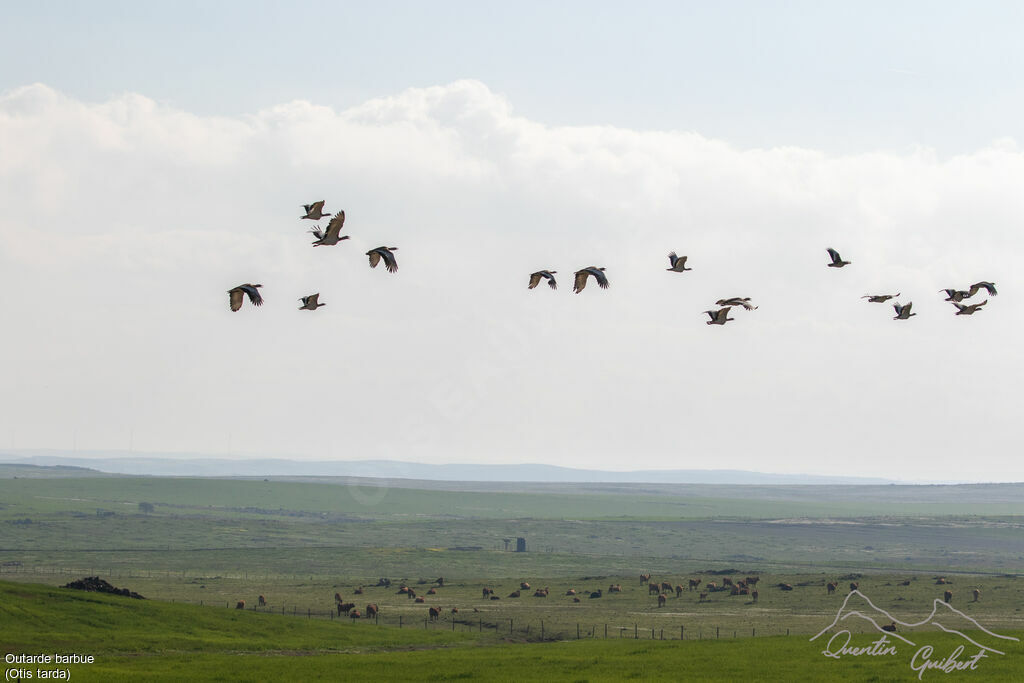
[2,580,1022,682]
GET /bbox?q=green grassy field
[2,581,1021,682]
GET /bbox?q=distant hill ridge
[1,451,899,484]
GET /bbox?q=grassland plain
[1,581,1022,682]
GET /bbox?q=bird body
[893,302,916,320]
[228,284,263,312]
[528,270,558,290]
[704,307,734,325]
[716,297,757,310]
[968,281,997,297]
[573,266,609,294]
[826,248,851,268]
[666,252,691,272]
[301,200,329,220]
[367,246,399,273]
[940,289,970,302]
[862,293,899,303]
[310,211,349,246]
[953,299,987,315]
[299,293,325,310]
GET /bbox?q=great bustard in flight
[940,289,970,302]
[826,248,851,268]
[228,284,263,312]
[892,302,916,320]
[968,281,998,298]
[715,297,757,310]
[666,252,691,272]
[366,246,399,273]
[573,267,609,294]
[528,270,558,290]
[704,307,734,325]
[310,211,349,246]
[953,299,987,315]
[301,200,329,221]
[862,293,899,303]
[299,293,325,310]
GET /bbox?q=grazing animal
[862,293,899,303]
[722,578,734,588]
[572,266,609,293]
[882,622,897,633]
[414,596,425,603]
[730,586,741,596]
[397,585,410,594]
[301,200,329,220]
[490,595,500,601]
[451,607,459,614]
[407,589,417,600]
[337,602,355,616]
[688,578,701,591]
[826,248,851,268]
[427,588,437,595]
[716,297,757,310]
[675,585,685,598]
[429,606,440,621]
[968,281,997,298]
[736,580,747,589]
[752,590,759,603]
[366,246,399,273]
[366,603,378,618]
[335,593,343,604]
[706,582,718,591]
[739,588,749,596]
[657,593,667,608]
[608,584,622,593]
[649,583,661,595]
[520,582,531,590]
[228,284,263,311]
[666,252,691,272]
[779,584,793,591]
[944,590,953,604]
[827,582,838,595]
[973,589,981,602]
[257,595,266,607]
[893,302,916,320]
[704,307,734,325]
[699,592,708,602]
[940,289,971,302]
[849,582,859,592]
[235,600,245,609]
[935,577,948,585]
[589,589,603,599]
[660,581,673,593]
[298,293,325,310]
[435,577,445,587]
[745,576,759,587]
[354,587,364,595]
[573,597,581,603]
[376,578,392,587]
[640,574,651,584]
[566,589,577,596]
[349,609,361,619]
[953,299,987,315]
[533,587,549,598]
[482,587,493,598]
[898,580,911,587]
[508,590,521,598]
[309,211,349,246]
[528,270,558,290]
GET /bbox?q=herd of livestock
[226,202,998,325]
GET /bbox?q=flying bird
[310,211,349,246]
[940,289,970,302]
[301,200,329,221]
[716,297,757,310]
[367,246,399,273]
[299,293,325,311]
[968,281,998,298]
[953,299,987,315]
[704,307,734,325]
[826,248,851,268]
[893,302,916,320]
[228,284,263,312]
[862,293,899,303]
[666,252,691,272]
[573,267,609,294]
[528,270,558,290]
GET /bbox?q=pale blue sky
[3,1,1023,154]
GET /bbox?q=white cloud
[0,81,1021,481]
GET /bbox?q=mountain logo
[810,590,1018,678]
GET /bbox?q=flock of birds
[227,203,998,324]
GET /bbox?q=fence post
[752,627,755,637]
[541,621,544,639]
[717,627,720,639]
[510,619,513,634]
[605,624,608,639]
[399,616,403,628]
[635,624,638,639]
[577,624,580,639]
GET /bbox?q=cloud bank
[0,81,1021,481]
